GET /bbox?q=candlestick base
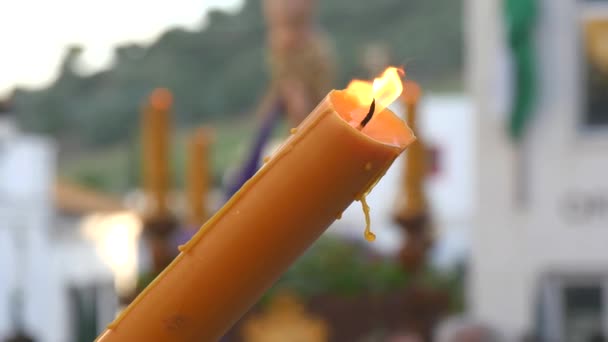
[142,215,179,282]
[4,331,35,342]
[394,213,433,273]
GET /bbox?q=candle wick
[359,99,376,129]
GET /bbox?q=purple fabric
[219,101,283,341]
[224,101,283,200]
[172,226,198,248]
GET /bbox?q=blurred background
[0,0,606,341]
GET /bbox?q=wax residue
[290,128,298,134]
[360,194,376,242]
[365,162,372,171]
[263,156,271,164]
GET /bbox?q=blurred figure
[225,0,335,198]
[263,0,335,125]
[361,42,392,76]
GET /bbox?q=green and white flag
[504,0,538,141]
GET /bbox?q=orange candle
[186,127,213,227]
[142,88,173,219]
[96,67,415,342]
[394,80,428,222]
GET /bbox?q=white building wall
[468,0,608,338]
[0,226,16,338]
[0,123,120,341]
[0,135,58,341]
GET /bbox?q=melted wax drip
[360,194,376,242]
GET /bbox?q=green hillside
[12,0,463,191]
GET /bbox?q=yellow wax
[360,194,376,242]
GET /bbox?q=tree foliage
[13,0,463,149]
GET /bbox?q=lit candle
[142,88,173,219]
[186,127,213,227]
[394,80,427,223]
[96,67,415,342]
[393,81,431,271]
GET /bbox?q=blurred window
[68,283,116,342]
[563,285,603,341]
[538,276,608,341]
[69,286,99,342]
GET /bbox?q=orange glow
[149,88,173,111]
[345,66,404,114]
[401,80,422,105]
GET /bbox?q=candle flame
[149,88,173,111]
[345,66,404,114]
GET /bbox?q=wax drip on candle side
[348,100,380,243]
[360,195,375,242]
[354,100,381,241]
[356,163,392,242]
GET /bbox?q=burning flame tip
[345,66,405,115]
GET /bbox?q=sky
[0,0,243,95]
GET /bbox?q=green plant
[267,236,409,299]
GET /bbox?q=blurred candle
[142,88,172,219]
[393,80,432,272]
[186,127,213,227]
[394,81,428,222]
[96,67,415,342]
[141,88,178,276]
